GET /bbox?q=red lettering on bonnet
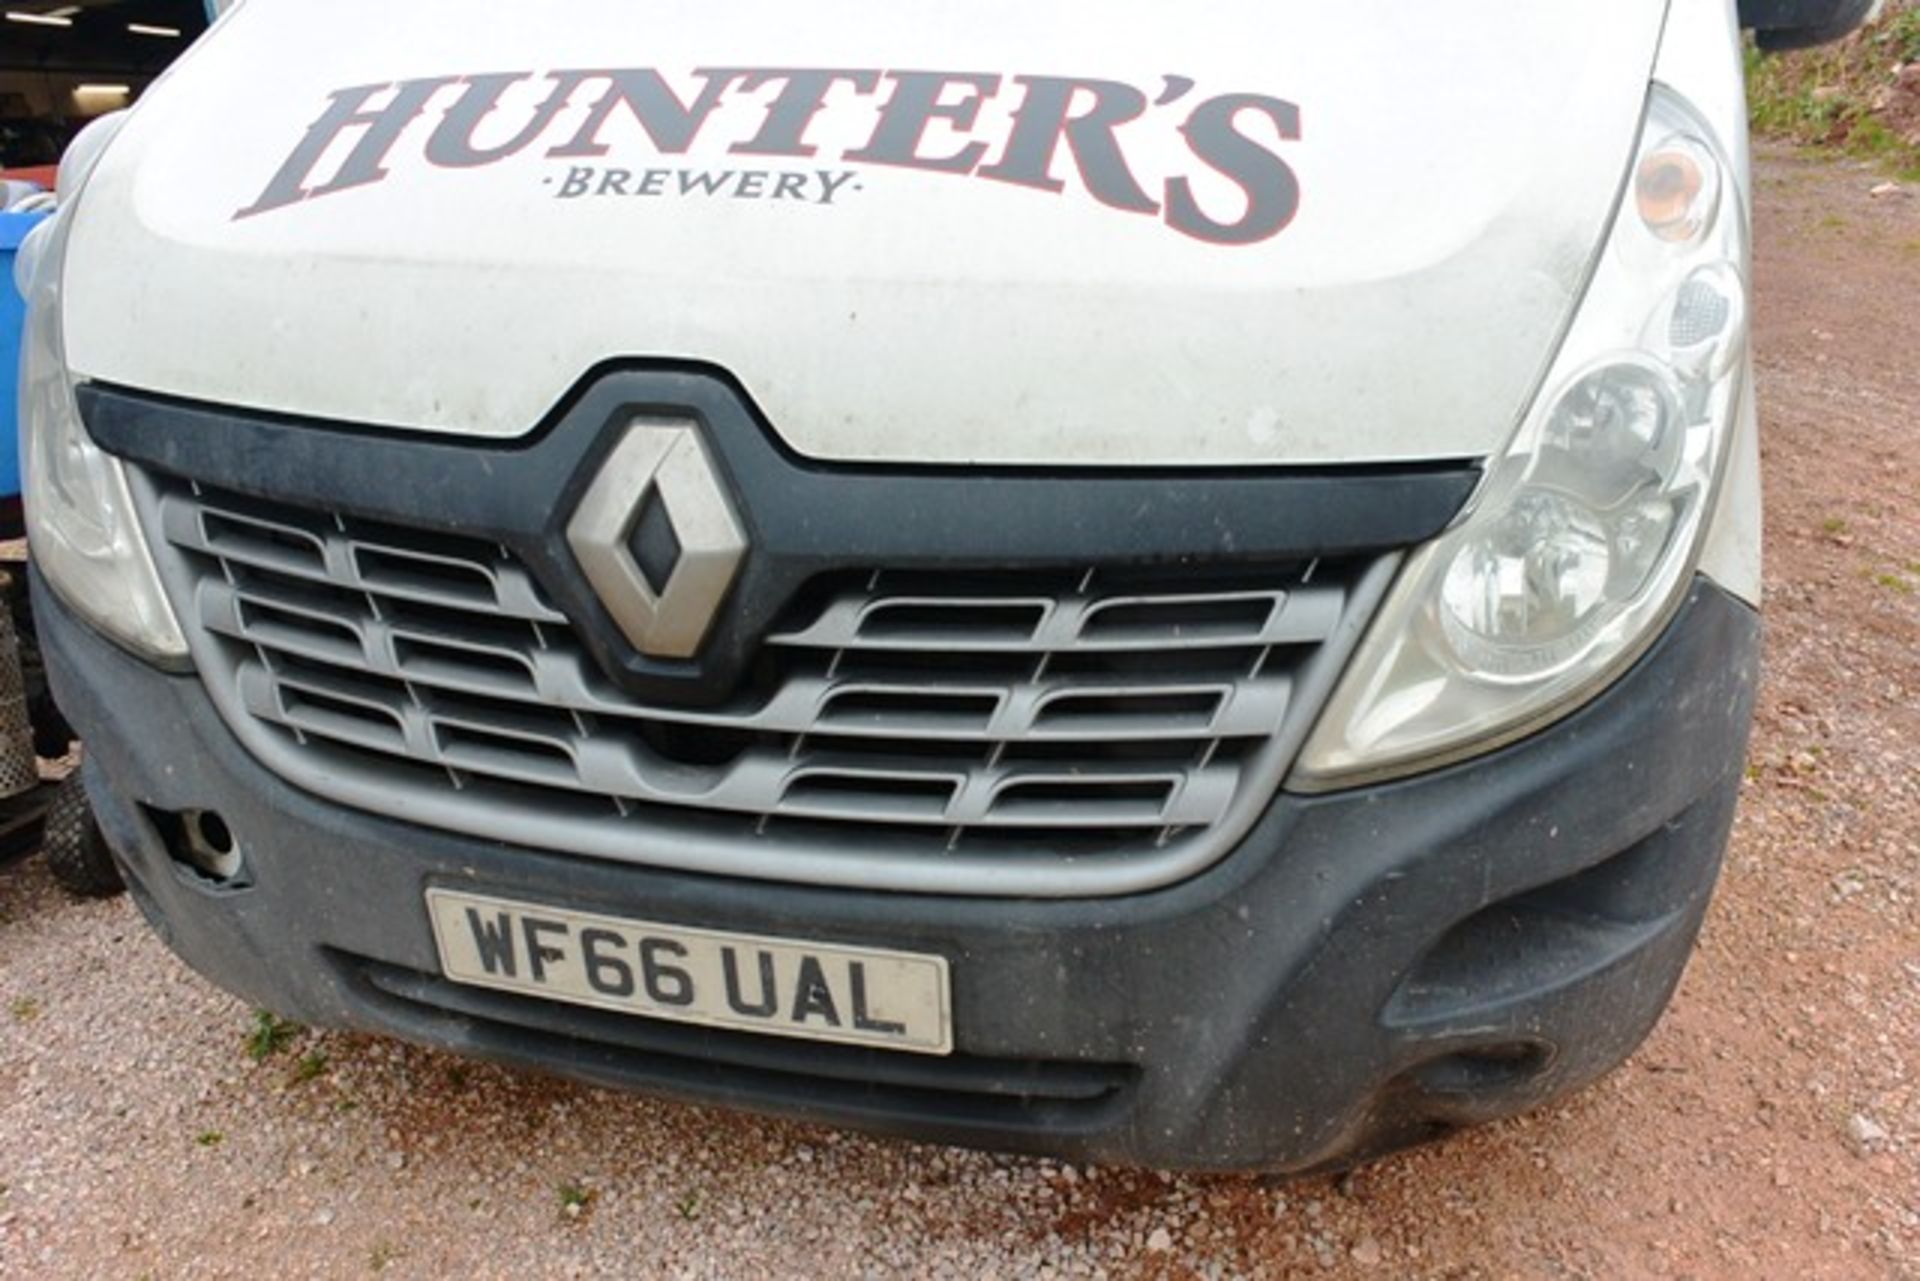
[236,67,1302,247]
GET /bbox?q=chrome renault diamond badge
[567,418,747,659]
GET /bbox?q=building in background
[1,0,208,172]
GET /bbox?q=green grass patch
[1884,4,1920,62]
[244,1009,301,1061]
[557,1181,598,1223]
[1747,5,1920,179]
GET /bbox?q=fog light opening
[142,806,240,887]
[1410,1041,1555,1096]
[135,805,251,889]
[182,809,242,880]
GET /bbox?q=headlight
[1295,88,1747,787]
[20,117,188,664]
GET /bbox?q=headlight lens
[20,126,188,663]
[1295,88,1747,787]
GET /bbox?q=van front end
[25,2,1771,1171]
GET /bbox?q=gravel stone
[1847,1114,1891,1154]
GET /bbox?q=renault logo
[566,418,747,659]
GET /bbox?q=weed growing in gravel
[369,1241,399,1272]
[245,1009,301,1061]
[558,1182,598,1223]
[676,1190,701,1221]
[291,1051,329,1084]
[1870,570,1914,594]
[1822,516,1851,535]
[194,1131,224,1147]
[9,997,39,1022]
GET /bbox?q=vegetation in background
[1747,0,1920,180]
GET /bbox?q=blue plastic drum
[1,210,53,503]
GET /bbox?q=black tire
[42,773,123,899]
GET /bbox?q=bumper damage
[41,573,1759,1172]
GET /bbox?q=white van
[17,1,1870,1171]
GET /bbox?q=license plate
[426,889,952,1055]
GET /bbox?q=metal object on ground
[0,579,42,800]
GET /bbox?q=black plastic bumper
[41,573,1759,1172]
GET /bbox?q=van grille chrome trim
[131,470,1397,898]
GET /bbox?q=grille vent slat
[148,478,1361,874]
[770,582,1346,654]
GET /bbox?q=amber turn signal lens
[1635,137,1717,243]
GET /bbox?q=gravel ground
[2,145,1917,1280]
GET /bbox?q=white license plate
[426,889,952,1055]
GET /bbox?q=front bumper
[42,572,1759,1172]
